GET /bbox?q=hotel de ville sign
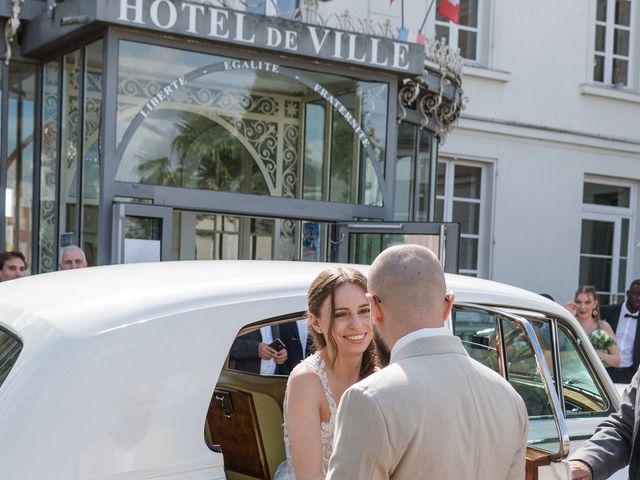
[102,0,424,74]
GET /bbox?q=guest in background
[278,319,314,376]
[0,251,27,282]
[600,280,640,383]
[58,245,88,270]
[566,285,620,369]
[228,324,288,375]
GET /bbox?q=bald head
[368,245,449,342]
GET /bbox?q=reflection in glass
[348,233,440,265]
[459,0,479,27]
[614,28,629,55]
[414,131,432,221]
[81,40,103,266]
[453,201,480,234]
[303,103,325,200]
[557,325,608,415]
[394,123,416,221]
[612,58,628,85]
[173,211,312,261]
[454,165,482,198]
[593,55,605,82]
[5,62,36,263]
[330,92,357,203]
[122,110,271,194]
[501,319,553,417]
[125,216,161,239]
[39,61,59,272]
[595,25,606,52]
[458,29,478,61]
[452,307,500,374]
[59,50,82,249]
[459,237,478,271]
[580,219,614,255]
[615,0,631,25]
[596,0,607,21]
[116,40,387,206]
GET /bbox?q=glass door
[335,222,460,272]
[112,203,173,264]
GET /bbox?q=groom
[326,244,528,479]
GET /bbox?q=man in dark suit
[601,279,640,383]
[277,319,314,375]
[228,324,289,374]
[570,368,640,479]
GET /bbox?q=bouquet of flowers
[588,329,616,351]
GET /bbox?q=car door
[452,304,571,479]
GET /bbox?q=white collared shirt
[391,326,452,358]
[296,319,309,358]
[615,302,638,368]
[259,326,276,375]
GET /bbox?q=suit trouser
[607,366,637,383]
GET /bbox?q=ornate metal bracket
[4,0,23,65]
[398,38,467,143]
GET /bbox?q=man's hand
[569,460,593,480]
[258,343,278,360]
[275,348,288,365]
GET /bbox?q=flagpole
[419,0,437,33]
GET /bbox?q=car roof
[0,260,570,336]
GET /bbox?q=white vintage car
[0,261,628,479]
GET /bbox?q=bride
[275,267,377,480]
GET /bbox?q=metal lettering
[182,3,204,34]
[307,26,330,54]
[369,38,389,67]
[284,30,298,51]
[150,0,177,30]
[266,26,282,47]
[234,12,255,43]
[346,34,366,63]
[208,7,229,39]
[118,0,144,25]
[392,42,410,70]
[332,31,343,59]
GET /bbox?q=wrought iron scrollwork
[398,38,467,143]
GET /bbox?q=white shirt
[391,326,452,359]
[296,319,309,358]
[616,302,638,368]
[260,326,276,375]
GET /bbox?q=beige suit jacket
[326,335,528,480]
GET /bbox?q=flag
[398,28,426,45]
[438,0,460,24]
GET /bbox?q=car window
[453,306,563,454]
[501,318,553,417]
[451,307,500,374]
[227,316,311,376]
[557,324,609,415]
[0,327,22,388]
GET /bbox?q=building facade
[4,0,635,305]
[0,0,463,274]
[397,0,639,304]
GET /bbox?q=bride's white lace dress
[274,352,337,480]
